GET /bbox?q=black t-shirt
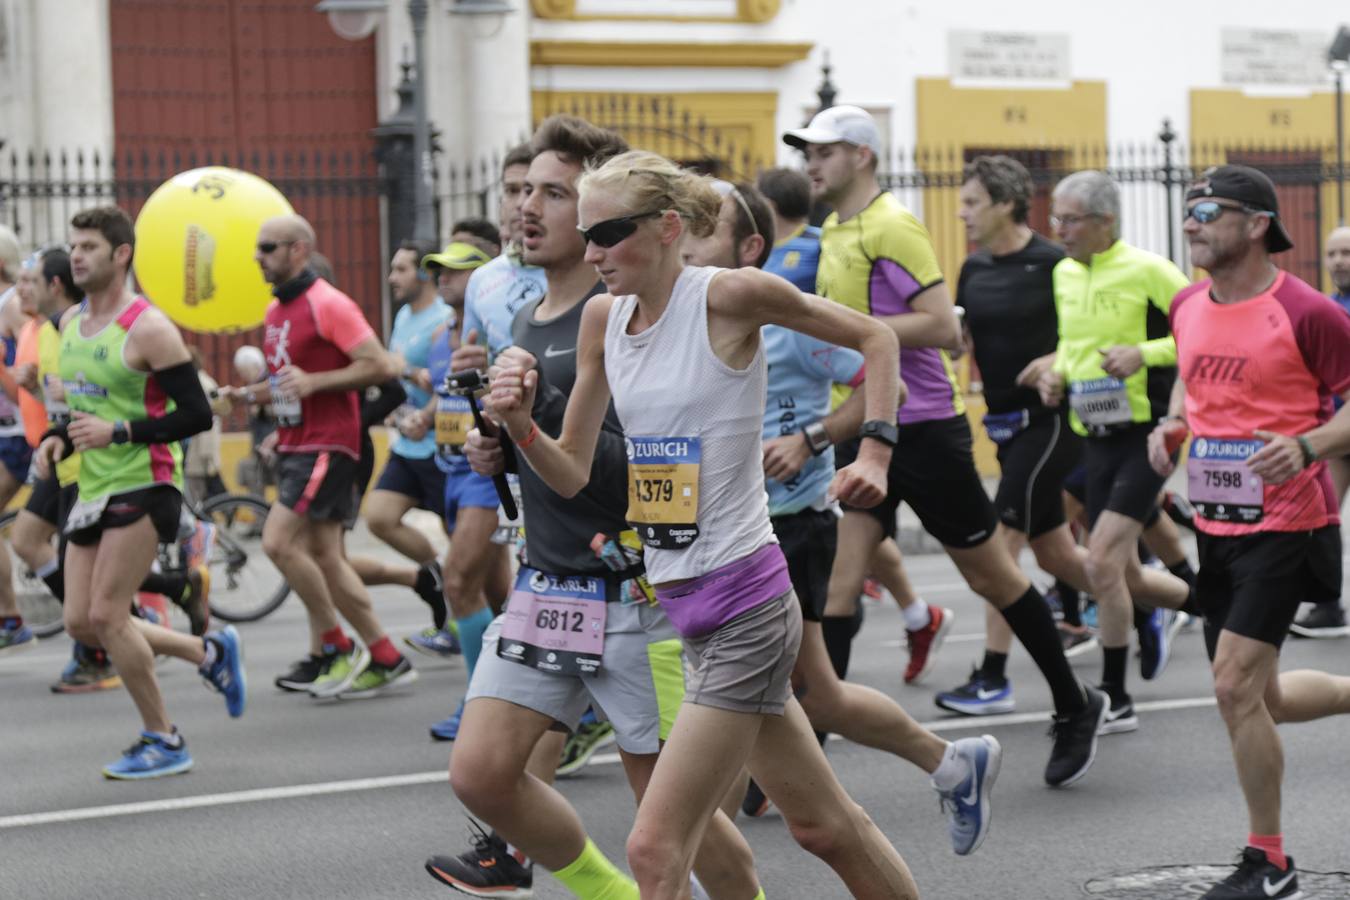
[957,232,1065,416]
[510,284,628,577]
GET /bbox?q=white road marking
[0,697,1219,831]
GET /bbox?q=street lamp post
[407,0,435,243]
[1330,26,1350,226]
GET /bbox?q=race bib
[982,409,1029,446]
[270,375,302,428]
[1069,378,1132,428]
[498,567,606,676]
[1188,437,1263,524]
[435,394,474,455]
[626,436,700,550]
[64,494,109,534]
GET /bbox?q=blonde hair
[577,150,722,238]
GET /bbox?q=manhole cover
[1085,864,1350,898]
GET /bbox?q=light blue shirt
[389,296,450,459]
[763,325,864,516]
[764,225,822,295]
[461,253,547,359]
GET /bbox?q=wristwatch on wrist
[802,421,832,456]
[111,421,129,445]
[859,419,899,448]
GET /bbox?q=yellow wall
[914,78,1107,476]
[531,90,779,176]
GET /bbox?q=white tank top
[604,265,775,584]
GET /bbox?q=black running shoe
[1289,603,1349,638]
[741,777,770,817]
[274,653,333,692]
[1044,685,1107,788]
[1201,847,1301,899]
[426,820,533,899]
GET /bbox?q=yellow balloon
[133,167,293,334]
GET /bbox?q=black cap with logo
[1185,165,1293,253]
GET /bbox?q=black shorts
[836,415,999,549]
[771,507,838,623]
[278,451,359,524]
[66,485,183,547]
[1195,526,1341,657]
[25,472,77,527]
[993,413,1082,539]
[373,451,447,518]
[1083,424,1166,528]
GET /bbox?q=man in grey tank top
[425,115,761,900]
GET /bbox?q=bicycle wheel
[197,493,290,623]
[0,509,65,638]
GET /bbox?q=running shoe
[903,605,953,685]
[556,720,617,778]
[135,592,171,629]
[1200,847,1301,899]
[1059,623,1099,658]
[404,626,462,659]
[275,652,334,692]
[1099,691,1138,735]
[338,655,418,699]
[102,731,193,780]
[934,734,1001,856]
[1289,603,1349,638]
[308,642,371,699]
[741,778,771,818]
[430,699,466,741]
[425,819,533,899]
[1044,685,1107,788]
[183,520,216,570]
[51,653,122,694]
[173,565,211,637]
[1139,607,1181,680]
[934,670,1015,716]
[0,620,35,655]
[1081,601,1099,630]
[201,625,246,717]
[861,577,883,601]
[414,560,448,627]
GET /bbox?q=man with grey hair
[1038,171,1194,734]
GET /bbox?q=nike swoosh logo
[974,688,1003,700]
[1263,870,1295,896]
[961,771,980,805]
[544,345,575,358]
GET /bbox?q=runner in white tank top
[486,149,919,899]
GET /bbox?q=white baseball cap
[782,105,881,156]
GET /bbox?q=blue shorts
[373,451,446,518]
[442,459,499,534]
[0,435,32,484]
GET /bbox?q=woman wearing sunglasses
[488,149,917,900]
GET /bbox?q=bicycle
[0,485,291,637]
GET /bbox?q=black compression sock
[141,572,189,605]
[979,650,1009,683]
[415,565,448,631]
[41,570,65,603]
[999,587,1086,716]
[1101,645,1129,701]
[1167,560,1202,615]
[821,614,856,680]
[1056,579,1081,627]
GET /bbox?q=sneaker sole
[403,636,462,659]
[935,696,1016,716]
[425,861,533,899]
[309,644,371,698]
[274,678,318,693]
[1063,636,1099,659]
[905,608,954,685]
[958,735,1002,856]
[1048,689,1108,788]
[337,667,419,700]
[1288,624,1350,639]
[102,757,194,780]
[51,676,123,694]
[0,637,38,657]
[1099,714,1139,735]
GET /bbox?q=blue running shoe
[202,625,246,717]
[1139,608,1179,680]
[934,735,1001,856]
[1082,601,1099,630]
[0,620,36,655]
[102,731,193,780]
[430,699,466,741]
[403,626,461,659]
[935,670,1015,716]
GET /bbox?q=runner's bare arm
[489,295,613,498]
[877,282,963,352]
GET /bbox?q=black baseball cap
[1185,165,1293,253]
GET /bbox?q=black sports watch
[802,421,832,456]
[859,419,898,447]
[111,421,130,445]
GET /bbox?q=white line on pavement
[0,697,1219,832]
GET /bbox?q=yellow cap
[422,241,492,271]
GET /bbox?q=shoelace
[465,819,500,860]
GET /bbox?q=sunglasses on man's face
[1185,200,1270,224]
[256,240,295,254]
[577,211,663,248]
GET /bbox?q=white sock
[902,598,931,632]
[929,741,968,791]
[149,728,183,749]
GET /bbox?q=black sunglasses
[577,211,663,248]
[256,240,295,254]
[1185,200,1272,224]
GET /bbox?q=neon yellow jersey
[1051,240,1189,436]
[816,192,962,423]
[37,316,80,486]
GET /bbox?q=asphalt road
[3,518,1349,900]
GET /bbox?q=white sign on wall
[949,31,1070,81]
[575,0,737,16]
[1221,29,1331,87]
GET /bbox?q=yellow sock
[552,839,639,900]
[751,890,766,900]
